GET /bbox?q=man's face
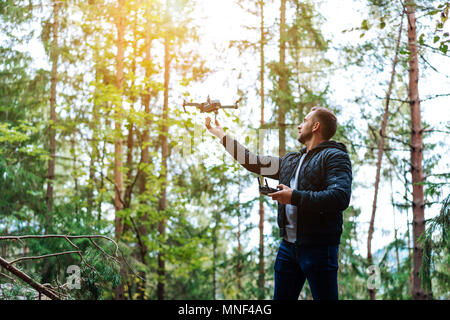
[297,111,317,144]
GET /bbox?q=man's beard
[298,131,312,144]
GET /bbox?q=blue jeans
[273,239,339,300]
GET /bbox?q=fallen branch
[0,255,60,300]
[0,234,122,300]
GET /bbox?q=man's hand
[268,184,293,205]
[205,117,226,140]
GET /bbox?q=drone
[182,96,241,119]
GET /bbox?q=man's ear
[312,121,320,133]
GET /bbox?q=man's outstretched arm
[205,117,280,180]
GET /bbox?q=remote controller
[258,178,280,196]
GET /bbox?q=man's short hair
[311,106,337,140]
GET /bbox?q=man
[205,106,352,300]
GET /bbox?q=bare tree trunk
[212,211,219,300]
[71,135,80,214]
[124,123,134,208]
[46,0,60,232]
[236,180,242,299]
[367,11,404,300]
[157,30,170,301]
[136,7,153,300]
[278,0,287,157]
[87,148,96,213]
[41,0,61,285]
[406,1,428,300]
[87,73,99,214]
[124,25,138,211]
[258,0,266,300]
[113,0,125,300]
[237,212,242,299]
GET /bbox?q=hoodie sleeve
[221,135,281,180]
[290,150,352,212]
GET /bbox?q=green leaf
[434,36,440,43]
[418,33,425,45]
[399,48,410,55]
[379,21,386,29]
[361,19,370,31]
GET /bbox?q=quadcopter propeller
[181,96,241,119]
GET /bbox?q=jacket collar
[299,140,348,154]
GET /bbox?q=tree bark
[41,0,61,286]
[113,0,125,300]
[278,0,287,157]
[87,145,96,214]
[124,21,138,211]
[87,68,100,214]
[157,30,170,301]
[367,11,404,300]
[212,211,219,300]
[71,135,79,215]
[258,0,266,300]
[237,209,242,299]
[405,1,428,300]
[46,0,60,232]
[136,6,153,300]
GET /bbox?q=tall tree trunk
[236,180,242,299]
[124,21,138,211]
[212,210,219,299]
[41,0,60,285]
[87,69,100,214]
[258,0,266,300]
[236,212,242,299]
[157,31,170,301]
[113,0,125,300]
[136,7,153,300]
[46,0,60,232]
[71,135,79,214]
[277,0,287,157]
[87,146,96,214]
[406,1,428,300]
[124,121,134,208]
[367,11,404,300]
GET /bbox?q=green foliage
[75,246,121,300]
[419,194,450,298]
[421,1,449,55]
[0,0,448,301]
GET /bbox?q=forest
[0,0,449,300]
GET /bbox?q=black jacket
[221,135,352,245]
